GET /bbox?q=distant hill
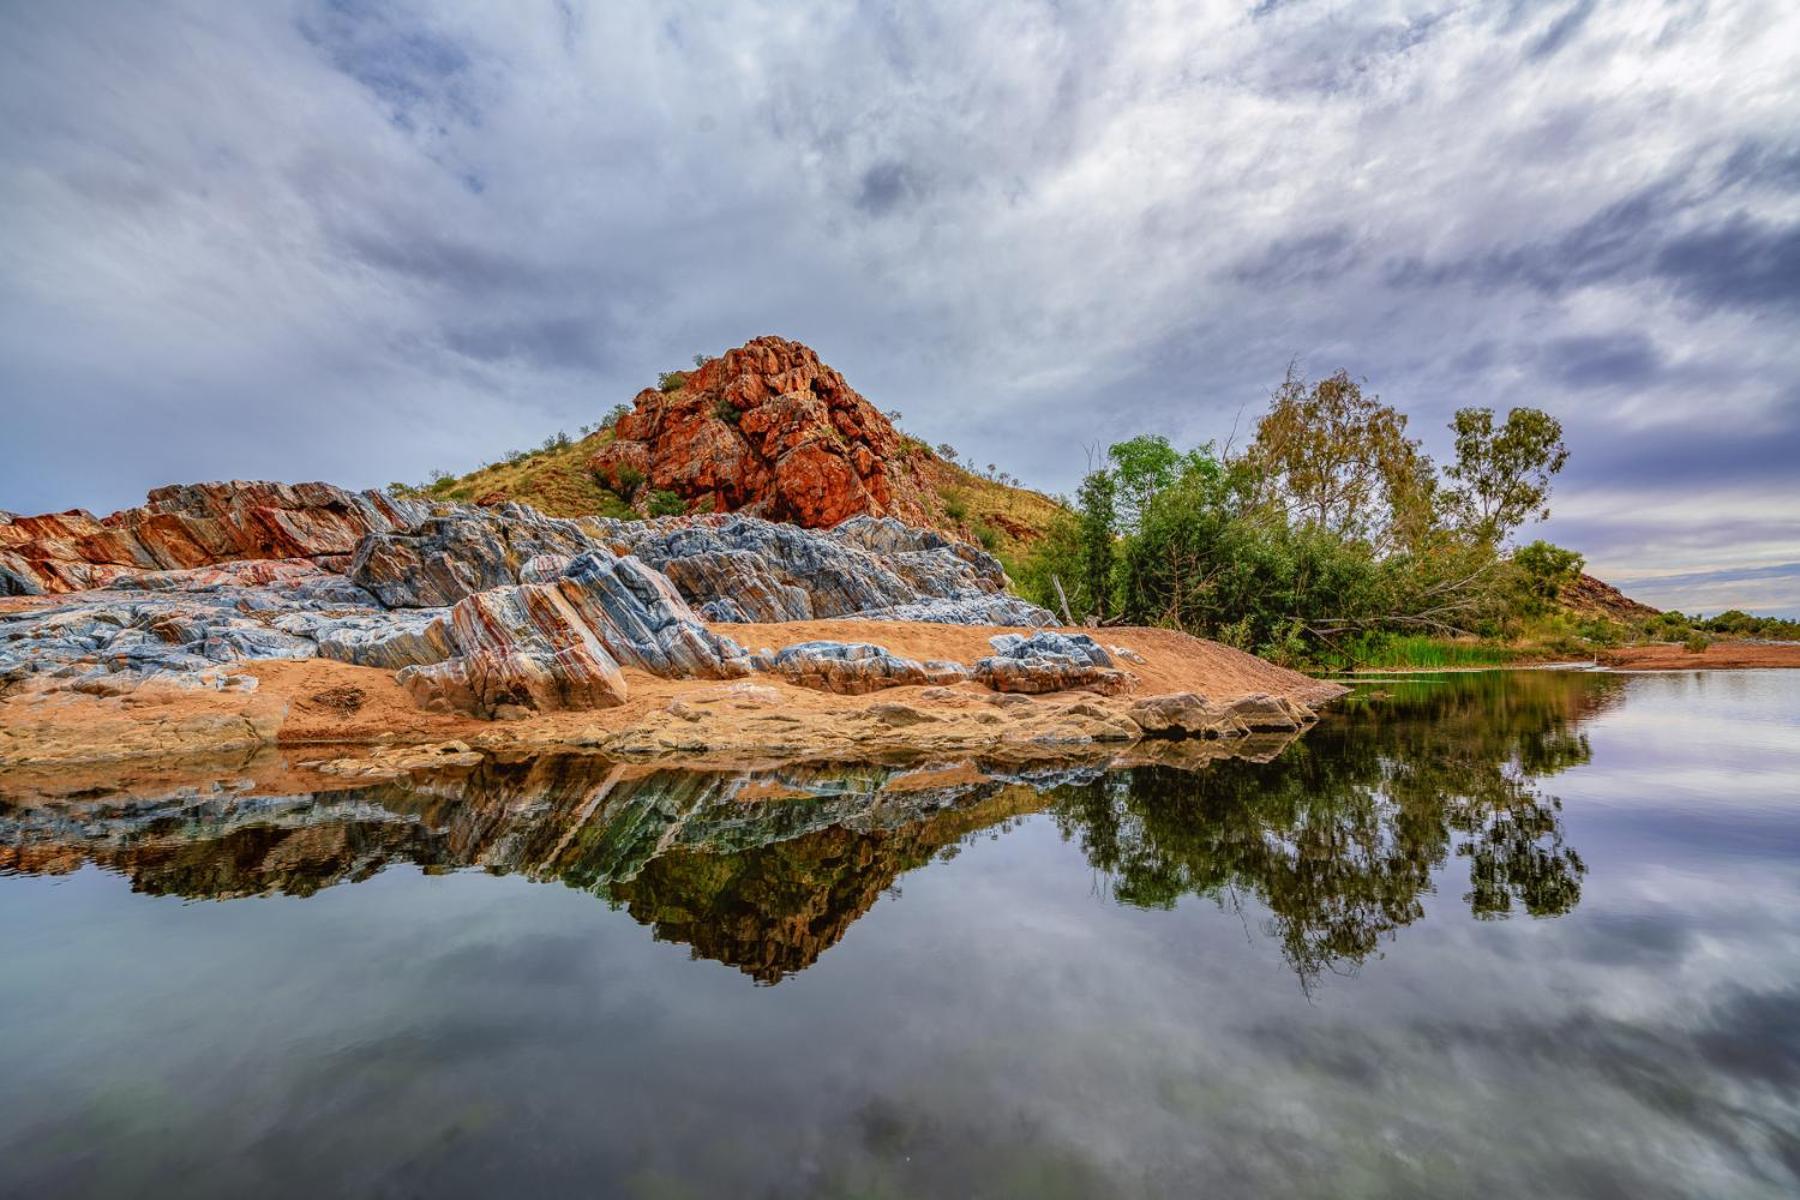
[1560,572,1660,622]
[428,335,1063,561]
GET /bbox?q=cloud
[1539,333,1663,389]
[0,0,1795,612]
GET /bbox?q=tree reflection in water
[0,671,1623,986]
[1051,671,1621,984]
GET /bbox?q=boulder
[553,551,750,679]
[397,583,629,718]
[973,632,1128,695]
[751,641,970,695]
[1225,692,1315,733]
[396,549,750,717]
[1127,693,1234,738]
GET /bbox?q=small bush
[943,491,970,522]
[1575,617,1626,648]
[712,396,741,424]
[603,404,632,431]
[604,465,645,499]
[658,370,687,393]
[543,431,572,452]
[692,353,709,368]
[647,489,686,517]
[972,520,1000,551]
[1683,632,1711,654]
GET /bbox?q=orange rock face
[0,481,423,595]
[590,336,929,528]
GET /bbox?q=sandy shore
[0,622,1344,771]
[1598,641,1800,670]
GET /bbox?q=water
[2,670,1796,1198]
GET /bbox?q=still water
[2,670,1796,1198]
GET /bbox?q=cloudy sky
[2,1,1796,613]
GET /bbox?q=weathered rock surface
[751,641,969,695]
[973,632,1128,695]
[1,481,426,595]
[1127,693,1233,737]
[588,336,933,527]
[1224,692,1315,733]
[1125,691,1316,737]
[616,513,1050,625]
[349,503,602,608]
[396,549,750,717]
[396,584,630,718]
[0,561,383,695]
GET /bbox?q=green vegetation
[393,423,636,519]
[646,489,687,517]
[1019,366,1582,667]
[658,370,687,393]
[1692,609,1800,639]
[605,464,645,501]
[1332,634,1520,671]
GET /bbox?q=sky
[2,1,1797,615]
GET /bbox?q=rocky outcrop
[588,336,932,527]
[1126,691,1318,737]
[8,477,1047,626]
[1562,572,1659,622]
[0,481,425,595]
[616,513,1052,626]
[1224,692,1315,733]
[396,550,750,717]
[973,632,1128,695]
[348,503,601,608]
[0,561,380,695]
[751,641,969,695]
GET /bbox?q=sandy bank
[0,622,1343,770]
[1597,641,1800,670]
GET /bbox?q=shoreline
[0,622,1344,773]
[1331,641,1800,676]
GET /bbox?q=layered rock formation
[2,479,1341,755]
[1,492,1052,721]
[752,641,969,695]
[396,550,750,718]
[0,482,425,595]
[588,336,934,527]
[973,632,1128,695]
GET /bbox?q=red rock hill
[589,336,934,528]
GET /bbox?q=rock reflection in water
[0,671,1623,983]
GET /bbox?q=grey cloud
[1,0,1796,616]
[1654,215,1800,311]
[1525,0,1596,61]
[298,0,485,131]
[1539,333,1662,389]
[854,160,925,217]
[1229,228,1363,287]
[443,316,621,372]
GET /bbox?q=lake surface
[3,669,1797,1198]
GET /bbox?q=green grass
[1335,634,1521,671]
[430,429,638,519]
